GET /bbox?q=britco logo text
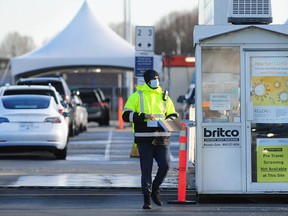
[204,128,239,137]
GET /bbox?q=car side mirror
[104,98,111,103]
[68,103,75,108]
[62,112,70,118]
[61,101,68,108]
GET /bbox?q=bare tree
[109,22,135,44]
[155,9,198,55]
[0,32,36,58]
[110,9,198,56]
[110,22,125,39]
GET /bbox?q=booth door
[246,51,288,192]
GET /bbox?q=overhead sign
[135,55,154,77]
[135,26,154,52]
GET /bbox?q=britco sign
[203,126,240,147]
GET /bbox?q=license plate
[19,123,34,131]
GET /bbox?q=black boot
[143,193,152,209]
[151,189,162,206]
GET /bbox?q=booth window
[201,47,240,123]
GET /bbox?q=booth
[194,24,288,196]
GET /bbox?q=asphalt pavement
[1,122,288,215]
[1,187,288,216]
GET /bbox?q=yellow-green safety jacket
[122,83,178,145]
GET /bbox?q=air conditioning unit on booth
[228,0,272,24]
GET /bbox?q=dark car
[78,88,110,126]
[16,76,77,136]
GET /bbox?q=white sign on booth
[210,94,231,110]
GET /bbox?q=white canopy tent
[10,1,135,80]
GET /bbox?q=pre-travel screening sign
[257,138,288,182]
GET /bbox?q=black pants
[137,142,171,194]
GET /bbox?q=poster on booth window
[257,138,288,182]
[251,57,288,123]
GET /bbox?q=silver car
[0,95,69,159]
[72,93,88,134]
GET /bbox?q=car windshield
[2,96,50,109]
[3,89,59,104]
[18,80,65,96]
[79,92,99,103]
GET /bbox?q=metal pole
[167,54,171,94]
[124,0,131,43]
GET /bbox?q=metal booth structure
[194,24,288,196]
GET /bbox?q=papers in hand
[147,119,183,132]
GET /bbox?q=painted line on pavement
[104,129,113,158]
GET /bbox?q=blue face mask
[149,79,159,89]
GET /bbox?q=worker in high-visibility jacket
[122,69,178,209]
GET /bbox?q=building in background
[199,0,230,25]
[199,0,272,25]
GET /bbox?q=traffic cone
[118,97,124,129]
[167,122,196,204]
[130,143,139,158]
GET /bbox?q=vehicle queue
[0,76,111,160]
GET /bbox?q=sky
[0,0,287,47]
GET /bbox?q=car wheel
[98,120,104,126]
[99,112,110,126]
[79,124,83,132]
[104,112,110,126]
[55,146,67,160]
[75,125,80,135]
[83,125,87,131]
[69,121,76,137]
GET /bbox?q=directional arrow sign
[135,26,154,52]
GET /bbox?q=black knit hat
[143,69,159,84]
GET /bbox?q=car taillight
[44,117,61,123]
[0,117,9,123]
[58,109,64,114]
[91,102,101,107]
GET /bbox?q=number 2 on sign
[137,29,142,36]
[137,29,153,37]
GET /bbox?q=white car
[0,84,68,114]
[0,95,69,159]
[0,84,70,133]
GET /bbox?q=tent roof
[11,1,135,77]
